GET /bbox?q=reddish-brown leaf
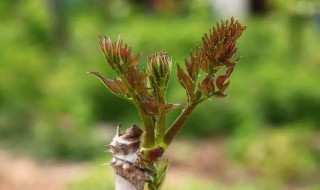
[90,72,122,95]
[128,55,140,68]
[198,76,215,97]
[200,17,246,74]
[216,75,225,90]
[213,91,227,98]
[114,77,128,95]
[99,35,140,73]
[125,67,147,91]
[216,63,235,94]
[140,93,159,115]
[177,64,196,102]
[185,49,203,81]
[164,103,182,114]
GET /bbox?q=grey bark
[115,175,138,190]
[109,125,151,190]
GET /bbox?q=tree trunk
[109,125,151,190]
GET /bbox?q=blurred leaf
[164,103,182,114]
[185,49,203,81]
[114,77,129,94]
[90,72,127,97]
[198,76,215,97]
[147,160,169,190]
[177,64,196,103]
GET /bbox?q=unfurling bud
[99,35,139,73]
[147,51,172,93]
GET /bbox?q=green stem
[155,114,166,144]
[163,104,197,147]
[139,111,155,148]
[119,74,155,148]
[155,89,166,145]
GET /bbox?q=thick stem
[155,89,167,145]
[115,174,142,190]
[155,114,166,144]
[163,104,196,146]
[110,125,151,190]
[140,113,155,148]
[119,74,155,148]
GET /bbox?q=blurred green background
[0,0,320,189]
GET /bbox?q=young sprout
[91,17,246,190]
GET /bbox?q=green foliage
[229,124,320,182]
[147,160,169,190]
[69,159,319,190]
[271,0,319,15]
[0,1,319,189]
[91,18,246,157]
[1,0,320,162]
[68,164,115,190]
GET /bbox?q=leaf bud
[147,51,172,92]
